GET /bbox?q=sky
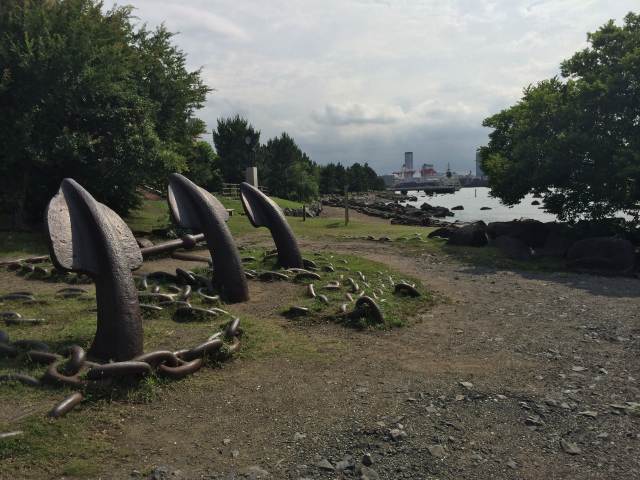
[109,0,637,175]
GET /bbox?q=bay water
[399,187,558,223]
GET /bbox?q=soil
[2,233,640,479]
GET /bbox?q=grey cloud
[312,103,404,126]
[110,0,638,174]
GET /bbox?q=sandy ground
[2,234,640,479]
[104,241,640,478]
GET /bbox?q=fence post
[344,186,349,226]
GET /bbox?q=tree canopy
[318,162,384,194]
[212,115,260,184]
[480,12,640,222]
[0,0,210,227]
[211,115,385,200]
[259,133,318,201]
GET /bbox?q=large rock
[566,237,635,275]
[420,202,453,218]
[534,223,574,258]
[447,221,488,247]
[428,226,457,239]
[487,220,549,248]
[494,235,531,260]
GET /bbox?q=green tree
[260,132,318,201]
[319,162,347,194]
[0,0,209,227]
[212,115,260,184]
[184,141,223,192]
[481,12,640,222]
[318,162,383,194]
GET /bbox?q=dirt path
[86,240,640,480]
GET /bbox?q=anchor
[45,179,144,361]
[167,174,249,303]
[240,182,303,268]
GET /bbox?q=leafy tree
[318,162,384,194]
[0,0,209,228]
[184,141,223,192]
[481,12,640,222]
[319,162,347,193]
[212,115,260,184]
[260,132,318,201]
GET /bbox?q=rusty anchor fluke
[45,178,144,361]
[240,182,303,268]
[168,174,249,303]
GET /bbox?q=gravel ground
[108,241,640,480]
[2,238,639,480]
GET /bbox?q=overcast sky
[111,0,637,175]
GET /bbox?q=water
[399,187,558,223]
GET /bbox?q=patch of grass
[234,248,435,329]
[0,410,108,479]
[286,216,436,242]
[125,198,171,234]
[0,231,48,261]
[235,313,324,361]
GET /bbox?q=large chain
[1,317,242,418]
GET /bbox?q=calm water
[399,187,558,223]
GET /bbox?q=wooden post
[344,186,349,226]
[302,204,306,221]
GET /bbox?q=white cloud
[109,0,638,173]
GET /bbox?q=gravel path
[101,241,640,480]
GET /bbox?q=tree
[184,141,223,192]
[318,162,384,194]
[212,115,260,184]
[260,132,318,201]
[319,162,347,194]
[481,12,640,222]
[0,0,209,227]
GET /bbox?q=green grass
[125,199,171,234]
[124,196,304,237]
[288,216,435,241]
[230,247,434,329]
[0,231,48,261]
[0,411,109,478]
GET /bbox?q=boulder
[480,207,492,210]
[534,223,574,257]
[487,220,549,248]
[447,221,488,247]
[451,205,464,211]
[420,202,453,218]
[428,226,457,239]
[494,235,531,260]
[566,237,635,275]
[531,200,540,206]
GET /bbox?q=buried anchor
[45,179,144,361]
[168,173,249,303]
[240,182,303,268]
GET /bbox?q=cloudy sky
[110,0,637,175]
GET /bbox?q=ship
[389,153,461,194]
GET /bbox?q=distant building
[393,152,416,179]
[420,163,437,177]
[404,152,414,171]
[475,149,485,178]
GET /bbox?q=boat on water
[388,158,462,194]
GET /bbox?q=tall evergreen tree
[212,115,260,184]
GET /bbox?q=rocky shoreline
[321,193,640,277]
[321,193,458,227]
